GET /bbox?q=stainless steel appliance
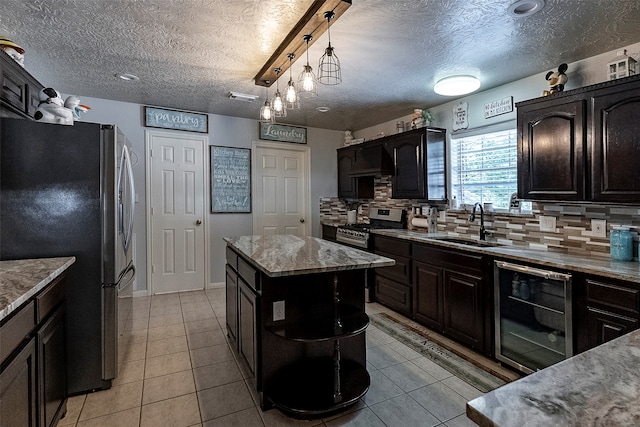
[494,260,572,374]
[0,118,136,394]
[336,206,405,250]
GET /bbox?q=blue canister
[610,226,633,261]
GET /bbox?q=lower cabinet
[412,243,491,354]
[225,265,238,346]
[576,275,640,353]
[238,278,257,377]
[373,235,412,317]
[0,274,67,427]
[374,274,412,316]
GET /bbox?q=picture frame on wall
[210,146,251,213]
[144,106,209,133]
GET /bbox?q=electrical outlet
[539,215,557,232]
[273,300,285,321]
[592,219,607,238]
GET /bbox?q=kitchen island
[467,327,640,426]
[223,235,394,418]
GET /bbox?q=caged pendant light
[318,10,342,85]
[298,34,318,98]
[272,68,286,117]
[259,81,275,123]
[285,53,300,110]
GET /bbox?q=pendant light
[318,11,342,85]
[259,81,275,123]
[285,53,299,109]
[272,68,286,118]
[298,34,318,98]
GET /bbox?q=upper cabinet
[386,127,447,201]
[337,145,374,199]
[0,50,43,119]
[517,75,640,203]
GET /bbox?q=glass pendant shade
[318,11,342,85]
[285,53,300,109]
[271,68,286,117]
[259,83,275,123]
[298,35,318,98]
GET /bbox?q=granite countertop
[223,235,394,277]
[0,257,76,322]
[466,328,640,426]
[372,229,640,283]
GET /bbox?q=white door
[252,141,311,236]
[147,130,207,294]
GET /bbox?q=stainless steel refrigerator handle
[495,260,572,281]
[123,145,135,252]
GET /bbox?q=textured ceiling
[1,0,640,131]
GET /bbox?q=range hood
[349,142,394,177]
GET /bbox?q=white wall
[74,96,343,290]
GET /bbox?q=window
[451,128,528,210]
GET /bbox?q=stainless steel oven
[494,260,573,374]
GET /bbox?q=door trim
[145,129,210,295]
[251,140,312,236]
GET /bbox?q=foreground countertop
[467,328,640,426]
[372,229,640,283]
[0,257,76,322]
[223,235,394,277]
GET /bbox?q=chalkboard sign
[210,146,251,213]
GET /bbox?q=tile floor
[58,289,483,427]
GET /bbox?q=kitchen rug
[369,312,509,392]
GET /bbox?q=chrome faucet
[469,202,487,240]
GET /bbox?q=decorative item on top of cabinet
[517,74,640,203]
[385,127,447,201]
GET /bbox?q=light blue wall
[73,96,343,290]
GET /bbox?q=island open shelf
[223,235,394,419]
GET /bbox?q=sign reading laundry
[259,123,307,144]
[144,106,208,133]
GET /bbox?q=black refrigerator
[0,118,136,394]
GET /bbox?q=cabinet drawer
[373,235,411,257]
[375,250,411,285]
[587,279,639,315]
[238,256,259,292]
[374,275,411,317]
[413,244,482,274]
[36,276,65,323]
[0,301,36,364]
[226,246,238,271]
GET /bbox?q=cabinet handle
[495,261,571,281]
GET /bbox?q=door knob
[196,219,202,225]
[299,218,305,223]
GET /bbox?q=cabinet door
[225,265,238,347]
[238,279,257,376]
[443,270,484,350]
[38,307,67,427]
[0,337,37,427]
[374,274,412,317]
[518,100,586,200]
[586,307,638,349]
[391,130,425,199]
[337,147,356,198]
[591,89,640,202]
[412,261,443,330]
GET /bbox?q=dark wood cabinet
[225,265,238,346]
[0,274,67,427]
[238,277,257,377]
[337,146,374,199]
[591,85,640,202]
[321,224,337,242]
[386,127,447,201]
[518,99,586,200]
[373,235,412,317]
[0,49,44,119]
[412,243,490,353]
[517,75,640,203]
[576,275,640,353]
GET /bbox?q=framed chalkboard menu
[210,146,251,213]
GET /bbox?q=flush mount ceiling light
[115,73,139,81]
[434,75,481,96]
[316,106,330,113]
[318,11,342,85]
[507,0,545,17]
[253,0,351,87]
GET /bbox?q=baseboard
[207,281,225,289]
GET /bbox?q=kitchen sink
[432,237,503,247]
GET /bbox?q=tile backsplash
[320,177,640,259]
